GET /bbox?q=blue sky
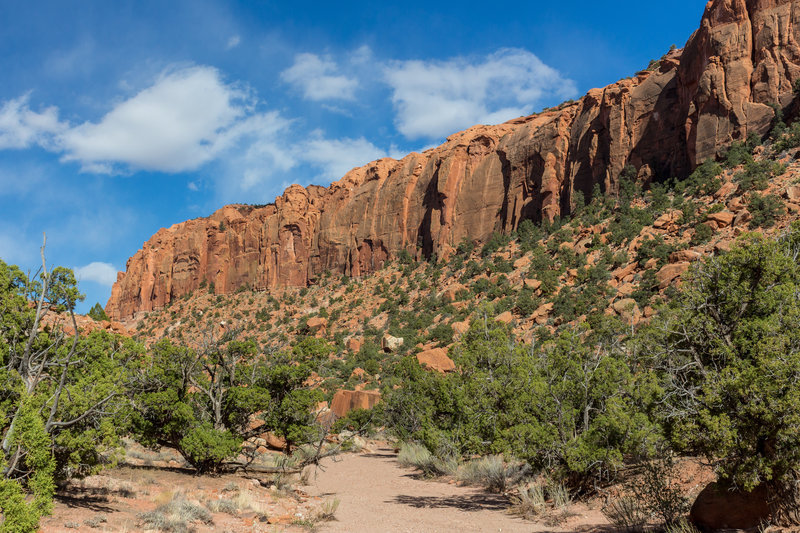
[0,0,707,313]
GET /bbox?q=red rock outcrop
[330,390,381,418]
[107,0,800,320]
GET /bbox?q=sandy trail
[306,447,535,533]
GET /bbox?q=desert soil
[306,446,611,533]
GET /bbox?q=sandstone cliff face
[107,0,800,320]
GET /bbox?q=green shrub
[178,424,241,474]
[87,302,109,321]
[773,121,800,153]
[735,160,784,191]
[602,497,648,533]
[690,223,713,246]
[639,226,800,518]
[684,160,722,196]
[481,232,511,257]
[748,193,785,228]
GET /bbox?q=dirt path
[306,447,536,533]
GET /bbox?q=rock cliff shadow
[390,492,510,512]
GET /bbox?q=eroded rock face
[107,0,800,320]
[330,390,381,418]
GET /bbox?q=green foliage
[640,225,800,497]
[690,223,713,246]
[178,424,241,473]
[133,335,322,470]
[635,237,676,269]
[481,232,511,258]
[748,193,785,228]
[0,258,134,532]
[515,288,540,316]
[87,302,109,322]
[385,314,660,489]
[773,121,800,153]
[735,160,785,191]
[0,401,55,533]
[684,160,722,196]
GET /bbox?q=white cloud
[0,94,66,149]
[59,66,262,173]
[384,48,577,140]
[226,35,241,50]
[281,53,357,101]
[187,181,199,191]
[0,66,295,178]
[74,262,118,286]
[301,135,387,180]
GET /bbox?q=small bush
[684,160,722,196]
[510,483,547,518]
[735,160,784,191]
[627,454,689,527]
[664,519,702,533]
[315,498,340,521]
[773,121,800,153]
[511,480,572,522]
[690,223,713,246]
[749,193,785,228]
[397,442,458,478]
[138,495,213,533]
[602,497,648,533]
[456,455,530,493]
[205,498,239,515]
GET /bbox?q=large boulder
[330,390,381,418]
[416,348,456,373]
[690,483,770,532]
[381,334,404,353]
[656,262,691,289]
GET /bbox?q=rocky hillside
[107,0,800,321]
[126,136,800,405]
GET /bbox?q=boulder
[513,255,531,269]
[613,262,637,281]
[346,337,363,353]
[532,302,554,325]
[715,181,739,199]
[734,209,752,227]
[452,320,470,338]
[612,298,640,318]
[381,334,404,353]
[495,311,514,324]
[706,211,735,228]
[524,279,542,290]
[416,348,456,373]
[306,316,327,334]
[690,483,770,532]
[330,390,381,418]
[669,249,702,263]
[785,184,800,202]
[656,262,690,289]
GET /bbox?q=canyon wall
[107,0,800,320]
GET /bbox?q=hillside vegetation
[6,77,800,533]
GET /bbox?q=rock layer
[107,0,800,320]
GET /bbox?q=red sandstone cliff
[107,0,800,320]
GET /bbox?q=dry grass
[456,455,530,493]
[138,493,213,532]
[602,496,648,533]
[397,442,458,477]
